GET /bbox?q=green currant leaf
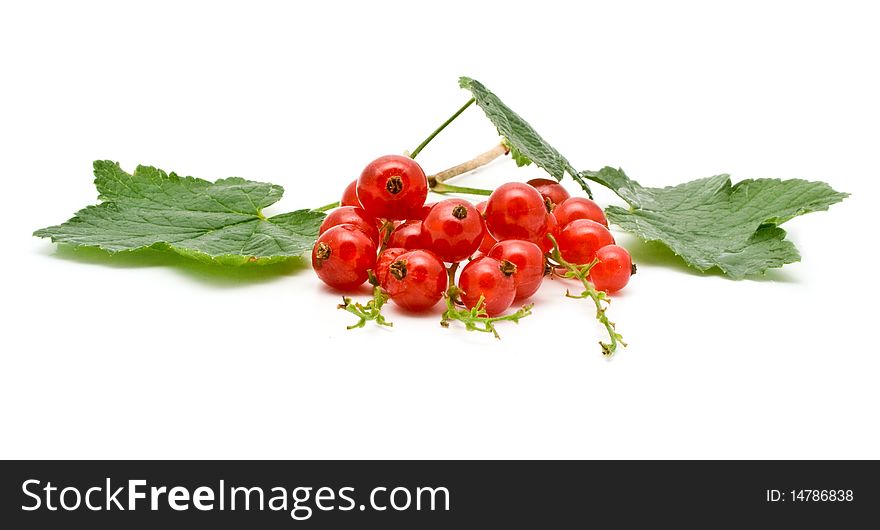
[459,76,847,278]
[34,161,325,266]
[459,77,592,197]
[589,167,849,278]
[507,143,533,168]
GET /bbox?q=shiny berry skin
[340,179,361,207]
[383,250,448,312]
[458,256,516,316]
[487,240,545,300]
[421,199,485,263]
[312,224,377,291]
[475,201,498,255]
[539,212,559,254]
[485,182,547,243]
[557,219,615,265]
[553,197,608,227]
[375,247,408,286]
[319,206,380,244]
[412,202,436,221]
[527,178,570,209]
[357,155,428,220]
[388,220,425,250]
[477,231,499,256]
[589,245,634,293]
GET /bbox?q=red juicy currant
[421,199,485,263]
[553,197,608,227]
[383,250,448,312]
[487,240,545,300]
[458,256,517,316]
[357,155,428,220]
[412,202,436,221]
[527,177,570,210]
[485,182,547,244]
[340,179,361,207]
[312,224,377,291]
[477,232,498,256]
[375,247,408,286]
[319,206,380,244]
[388,220,425,250]
[557,219,615,265]
[475,201,498,255]
[539,212,559,254]
[589,245,634,293]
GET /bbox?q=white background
[1,0,877,459]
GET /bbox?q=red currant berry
[589,245,634,293]
[421,199,485,263]
[458,256,516,316]
[539,212,559,254]
[312,224,377,291]
[375,247,408,286]
[319,206,380,244]
[527,177,570,210]
[388,220,425,250]
[412,202,436,221]
[340,179,361,207]
[557,219,615,265]
[357,155,428,220]
[485,182,547,243]
[383,250,448,312]
[477,232,499,256]
[487,240,545,300]
[553,197,608,227]
[475,201,498,255]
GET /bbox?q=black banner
[1,461,875,527]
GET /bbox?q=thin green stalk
[447,261,459,286]
[313,201,340,212]
[440,262,532,338]
[546,235,625,357]
[441,292,533,339]
[410,98,475,159]
[339,284,392,330]
[431,182,493,196]
[377,220,395,253]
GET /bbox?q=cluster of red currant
[311,154,634,353]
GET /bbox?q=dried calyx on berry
[314,242,331,264]
[499,259,517,276]
[385,176,404,195]
[389,260,408,280]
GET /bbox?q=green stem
[546,235,625,357]
[447,261,459,287]
[410,98,475,159]
[431,182,493,196]
[313,201,340,212]
[377,220,395,253]
[441,292,533,339]
[440,262,532,338]
[339,284,392,330]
